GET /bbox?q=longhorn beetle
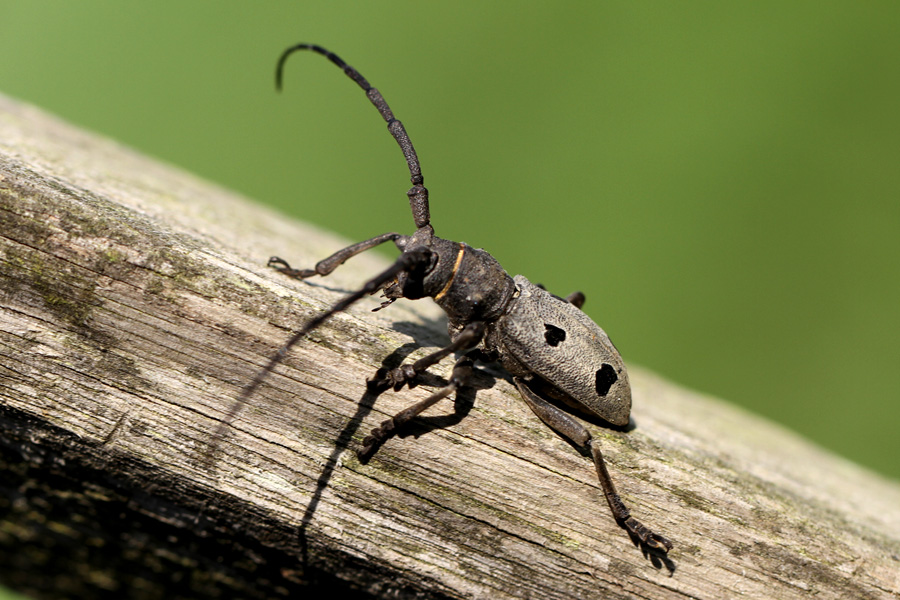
[226,44,672,553]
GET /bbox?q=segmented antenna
[276,44,431,229]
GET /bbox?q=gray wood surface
[1,93,898,599]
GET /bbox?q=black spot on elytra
[595,364,618,396]
[544,323,566,346]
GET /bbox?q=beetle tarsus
[623,516,673,553]
[368,364,418,392]
[359,418,396,459]
[268,256,317,279]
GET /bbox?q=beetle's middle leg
[359,350,480,458]
[368,321,486,392]
[514,377,673,553]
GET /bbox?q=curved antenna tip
[275,43,312,92]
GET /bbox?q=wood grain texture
[1,93,899,599]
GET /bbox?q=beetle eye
[595,364,618,396]
[543,323,566,346]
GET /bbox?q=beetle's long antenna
[276,43,431,230]
[207,248,433,463]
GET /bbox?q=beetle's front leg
[269,232,406,280]
[368,321,486,392]
[514,378,673,553]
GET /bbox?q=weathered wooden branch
[1,92,898,600]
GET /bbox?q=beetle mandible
[231,43,672,553]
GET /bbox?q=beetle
[229,43,672,553]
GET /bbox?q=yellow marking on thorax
[434,243,466,301]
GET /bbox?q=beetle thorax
[424,238,517,332]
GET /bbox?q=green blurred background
[2,2,898,595]
[1,0,897,486]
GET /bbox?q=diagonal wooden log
[1,92,899,600]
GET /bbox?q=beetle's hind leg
[359,350,480,459]
[533,283,585,310]
[564,291,585,309]
[269,232,407,280]
[514,378,673,553]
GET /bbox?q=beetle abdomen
[497,276,632,426]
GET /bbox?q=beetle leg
[514,378,672,553]
[359,351,477,459]
[533,284,585,309]
[368,321,486,392]
[564,291,585,309]
[269,232,407,280]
